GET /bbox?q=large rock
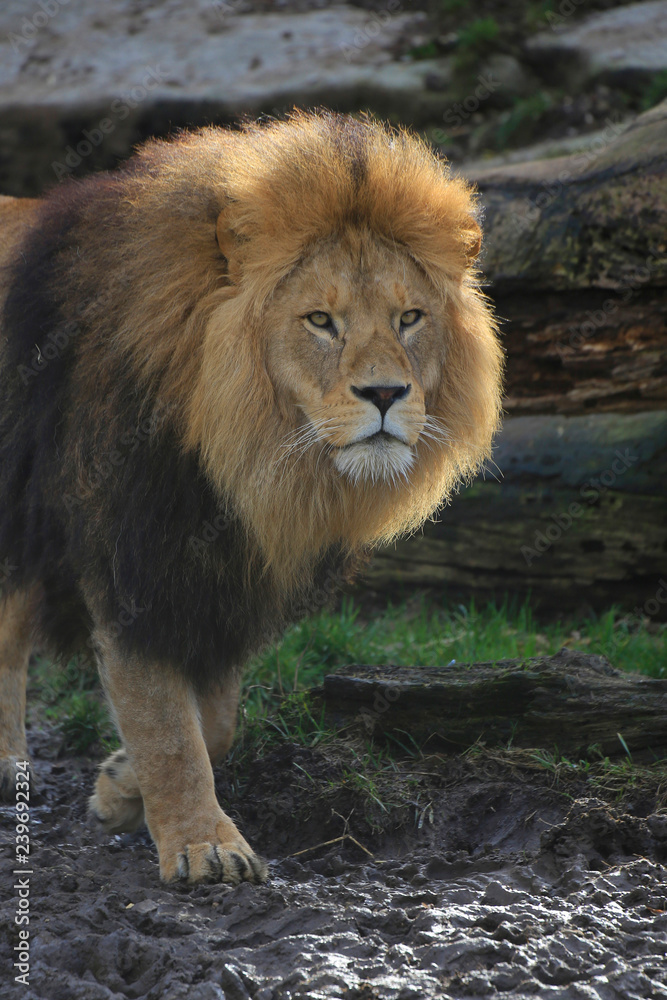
[526,0,667,90]
[0,0,435,195]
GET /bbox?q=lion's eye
[307,311,333,329]
[400,309,422,328]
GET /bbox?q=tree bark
[320,650,667,758]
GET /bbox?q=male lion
[0,112,502,884]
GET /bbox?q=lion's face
[264,229,447,485]
[183,116,501,581]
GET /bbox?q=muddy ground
[1,724,667,1000]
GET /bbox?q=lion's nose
[351,384,411,419]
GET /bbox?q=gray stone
[0,1,430,110]
[526,0,667,90]
[461,118,634,174]
[483,53,535,102]
[190,985,226,1000]
[0,0,441,195]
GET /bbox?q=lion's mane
[0,112,502,686]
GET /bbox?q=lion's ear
[463,219,482,262]
[216,212,242,283]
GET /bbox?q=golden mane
[67,112,502,594]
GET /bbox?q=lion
[0,112,502,884]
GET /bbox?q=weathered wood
[367,410,667,615]
[320,650,667,757]
[466,99,667,417]
[497,289,667,416]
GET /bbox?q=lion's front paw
[89,748,145,834]
[156,814,267,885]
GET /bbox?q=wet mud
[1,726,666,1000]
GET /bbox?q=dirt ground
[1,724,667,1000]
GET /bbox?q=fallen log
[320,649,667,758]
[366,410,667,615]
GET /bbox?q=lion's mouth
[338,429,409,450]
[332,432,414,484]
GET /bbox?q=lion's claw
[171,841,267,885]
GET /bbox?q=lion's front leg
[91,629,266,885]
[90,676,242,834]
[0,588,37,799]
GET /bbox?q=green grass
[494,91,554,148]
[229,689,425,831]
[408,40,439,61]
[30,653,118,754]
[641,70,667,111]
[243,594,666,719]
[525,0,556,30]
[466,743,667,808]
[440,0,469,13]
[457,16,499,51]
[31,594,665,755]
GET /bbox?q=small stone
[60,874,78,892]
[481,881,528,906]
[220,965,251,1000]
[133,899,158,914]
[190,985,226,1000]
[483,53,534,102]
[647,813,667,839]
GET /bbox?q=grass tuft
[30,653,118,754]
